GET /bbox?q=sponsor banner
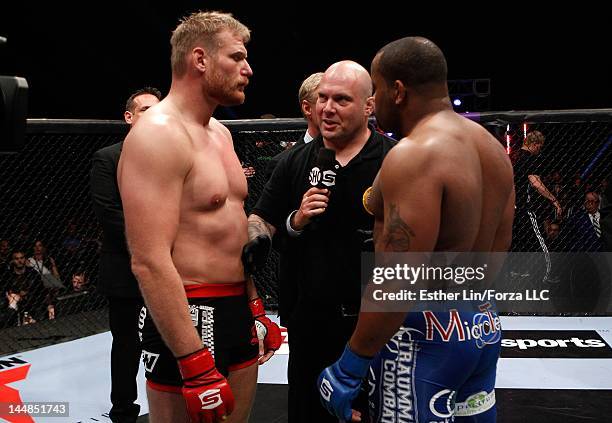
[500,330,612,358]
[0,332,149,422]
[0,315,288,421]
[1,315,611,422]
[361,252,612,313]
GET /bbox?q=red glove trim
[177,348,215,381]
[248,297,265,318]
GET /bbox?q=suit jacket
[90,142,141,298]
[601,173,612,251]
[567,209,603,252]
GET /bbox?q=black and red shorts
[138,282,259,393]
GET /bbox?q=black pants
[287,311,362,423]
[108,296,143,423]
[510,209,551,282]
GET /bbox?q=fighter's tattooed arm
[247,214,277,241]
[382,203,416,251]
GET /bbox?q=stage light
[453,98,462,106]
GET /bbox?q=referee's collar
[311,125,385,163]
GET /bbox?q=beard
[205,71,246,107]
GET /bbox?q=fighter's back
[427,110,515,253]
[376,109,514,254]
[366,110,515,423]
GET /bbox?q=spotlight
[453,98,462,107]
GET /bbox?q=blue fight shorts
[368,305,501,422]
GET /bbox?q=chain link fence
[476,110,612,315]
[0,111,610,355]
[0,118,306,355]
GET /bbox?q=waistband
[184,282,245,298]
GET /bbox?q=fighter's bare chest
[184,140,247,210]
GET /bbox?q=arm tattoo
[383,203,415,251]
[247,214,276,241]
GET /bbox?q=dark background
[1,2,610,120]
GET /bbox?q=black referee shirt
[252,129,396,318]
[512,148,539,212]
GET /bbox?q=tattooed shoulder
[383,203,415,251]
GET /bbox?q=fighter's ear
[365,95,375,117]
[193,47,206,73]
[124,111,133,125]
[394,80,407,105]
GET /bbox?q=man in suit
[263,72,323,181]
[90,86,162,423]
[561,190,607,313]
[601,173,612,251]
[568,191,603,252]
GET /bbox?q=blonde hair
[298,72,324,105]
[524,130,545,146]
[170,11,250,76]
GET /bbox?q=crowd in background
[0,220,101,327]
[0,130,609,329]
[537,171,607,252]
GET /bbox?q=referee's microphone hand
[293,187,330,230]
[294,147,337,228]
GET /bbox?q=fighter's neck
[167,80,217,126]
[402,96,453,136]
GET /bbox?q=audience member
[27,239,61,318]
[28,240,62,287]
[566,192,603,252]
[2,249,43,325]
[71,271,90,293]
[601,172,612,251]
[545,220,560,242]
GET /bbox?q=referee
[246,61,396,423]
